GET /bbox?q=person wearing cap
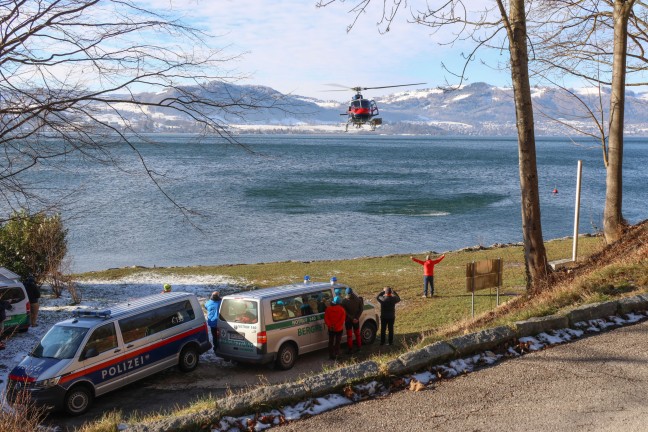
[376,287,400,346]
[341,287,364,353]
[324,296,346,360]
[411,253,446,298]
[205,291,222,352]
[162,283,172,293]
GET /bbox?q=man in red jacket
[324,296,346,360]
[411,254,445,298]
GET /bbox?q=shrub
[0,210,68,284]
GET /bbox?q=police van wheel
[179,346,199,372]
[275,343,297,370]
[361,321,377,345]
[64,385,93,416]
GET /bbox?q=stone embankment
[130,294,648,432]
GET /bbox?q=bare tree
[317,0,550,291]
[0,0,277,217]
[530,0,644,244]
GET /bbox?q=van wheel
[361,321,377,345]
[275,343,297,370]
[64,385,93,416]
[179,346,199,372]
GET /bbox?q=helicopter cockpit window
[360,99,371,108]
[351,100,361,108]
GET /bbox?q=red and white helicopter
[326,83,426,131]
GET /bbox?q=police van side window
[120,301,196,343]
[270,295,304,321]
[81,322,117,359]
[304,290,332,314]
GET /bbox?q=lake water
[14,134,647,272]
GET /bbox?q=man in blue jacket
[205,291,222,352]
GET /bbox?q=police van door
[78,322,126,395]
[267,295,318,352]
[298,289,332,351]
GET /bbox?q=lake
[12,134,647,272]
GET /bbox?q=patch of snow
[450,93,471,102]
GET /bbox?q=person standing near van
[341,287,363,353]
[324,296,346,360]
[411,254,445,297]
[376,287,400,346]
[0,297,13,350]
[24,275,41,327]
[205,291,221,351]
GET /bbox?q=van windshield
[32,325,88,359]
[219,299,258,324]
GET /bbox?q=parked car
[7,292,211,415]
[216,279,379,370]
[0,267,30,333]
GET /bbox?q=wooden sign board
[466,259,503,292]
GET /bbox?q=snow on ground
[0,273,248,402]
[211,311,648,432]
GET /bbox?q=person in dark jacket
[24,275,41,327]
[324,296,346,360]
[341,287,363,353]
[204,291,222,352]
[376,287,400,346]
[0,297,13,350]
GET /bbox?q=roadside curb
[128,294,648,432]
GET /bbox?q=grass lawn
[79,236,607,342]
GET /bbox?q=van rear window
[0,287,25,303]
[220,299,258,324]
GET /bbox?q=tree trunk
[505,0,550,292]
[604,0,632,244]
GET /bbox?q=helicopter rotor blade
[361,82,427,91]
[323,83,353,89]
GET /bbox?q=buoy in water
[552,187,558,194]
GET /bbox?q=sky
[140,0,511,102]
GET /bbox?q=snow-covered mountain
[97,81,648,136]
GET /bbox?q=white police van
[7,292,211,415]
[215,279,379,370]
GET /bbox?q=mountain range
[101,81,648,136]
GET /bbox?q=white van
[215,280,379,370]
[0,267,30,333]
[7,292,211,415]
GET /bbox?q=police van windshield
[32,325,88,359]
[219,299,258,324]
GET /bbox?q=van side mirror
[82,347,98,360]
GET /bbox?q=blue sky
[143,0,513,101]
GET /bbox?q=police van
[0,267,30,333]
[215,279,379,370]
[7,292,211,415]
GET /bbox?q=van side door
[78,322,125,395]
[118,300,197,383]
[304,289,334,349]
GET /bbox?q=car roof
[56,292,196,328]
[223,282,346,300]
[0,276,24,289]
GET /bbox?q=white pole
[572,160,583,261]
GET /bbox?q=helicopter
[326,83,427,131]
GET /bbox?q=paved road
[279,320,648,432]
